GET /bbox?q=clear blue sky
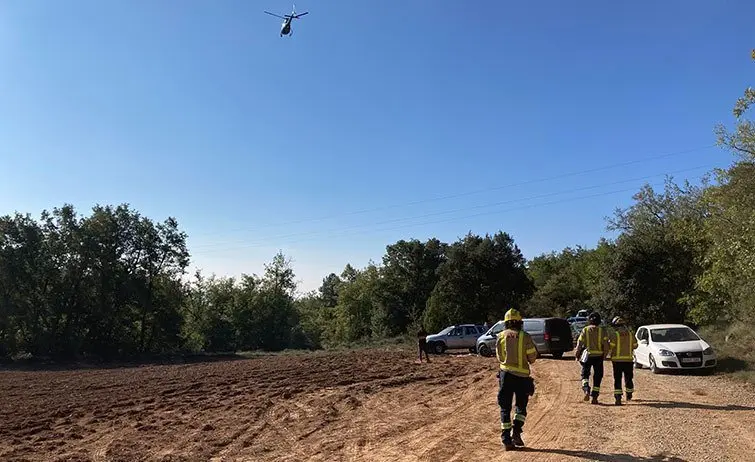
[1,1,752,293]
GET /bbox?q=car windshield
[437,326,454,335]
[650,327,700,342]
[490,322,505,335]
[571,321,586,334]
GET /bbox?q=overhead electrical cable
[192,169,711,254]
[191,144,717,237]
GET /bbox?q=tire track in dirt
[2,349,755,461]
[91,433,116,462]
[504,357,755,462]
[363,367,494,462]
[521,360,573,458]
[237,353,755,462]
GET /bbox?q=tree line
[1,53,752,361]
[0,211,534,359]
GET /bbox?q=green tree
[330,263,384,343]
[423,232,532,332]
[318,273,342,308]
[694,51,755,324]
[696,163,755,323]
[341,263,358,283]
[594,179,707,326]
[293,290,327,350]
[380,238,447,333]
[180,271,237,352]
[524,245,611,317]
[0,203,190,359]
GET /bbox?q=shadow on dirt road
[632,399,755,411]
[522,448,687,461]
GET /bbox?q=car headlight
[703,347,714,355]
[659,349,675,357]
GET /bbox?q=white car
[633,324,717,373]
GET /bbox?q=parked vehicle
[524,318,574,358]
[476,317,574,358]
[476,321,506,356]
[425,324,487,354]
[476,321,504,356]
[569,319,588,345]
[633,324,717,373]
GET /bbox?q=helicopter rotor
[263,10,307,20]
[263,11,286,19]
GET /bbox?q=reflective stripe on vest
[586,326,604,355]
[612,330,633,361]
[500,331,529,375]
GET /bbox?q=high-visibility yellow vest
[579,325,609,356]
[496,329,538,377]
[610,328,638,362]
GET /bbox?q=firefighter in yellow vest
[610,316,638,405]
[575,312,610,404]
[496,308,538,451]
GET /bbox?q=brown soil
[2,349,754,461]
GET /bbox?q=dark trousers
[581,356,604,397]
[418,341,430,361]
[612,361,634,396]
[498,371,531,438]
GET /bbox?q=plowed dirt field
[2,348,754,461]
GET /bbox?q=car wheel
[478,344,492,357]
[433,342,446,355]
[649,354,659,374]
[552,351,564,359]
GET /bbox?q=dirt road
[2,349,754,461]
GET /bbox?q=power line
[192,172,708,255]
[190,144,717,237]
[190,164,714,250]
[192,184,658,254]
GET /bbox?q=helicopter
[264,4,309,37]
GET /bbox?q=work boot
[591,396,599,405]
[512,429,525,447]
[615,396,622,406]
[501,431,515,451]
[583,389,591,402]
[626,393,633,401]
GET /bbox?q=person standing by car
[575,312,610,404]
[609,316,637,405]
[417,326,430,363]
[496,308,538,451]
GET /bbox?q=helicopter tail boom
[290,4,308,18]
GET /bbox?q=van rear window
[546,318,571,332]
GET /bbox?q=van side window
[524,320,543,333]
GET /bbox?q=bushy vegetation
[1,53,753,372]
